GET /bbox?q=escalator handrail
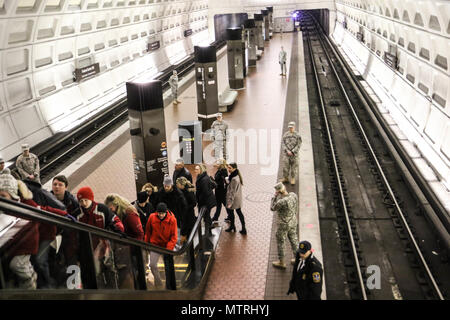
[0,196,206,257]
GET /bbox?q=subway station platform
[44,31,325,300]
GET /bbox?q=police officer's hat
[298,240,312,254]
[288,121,295,128]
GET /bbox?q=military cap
[298,240,312,254]
[274,182,285,191]
[0,158,4,164]
[21,144,30,151]
[288,121,295,128]
[216,113,223,117]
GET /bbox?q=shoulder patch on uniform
[312,272,321,283]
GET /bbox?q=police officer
[270,182,299,269]
[279,46,287,76]
[169,70,180,105]
[281,121,302,185]
[16,144,40,184]
[288,241,323,300]
[211,113,229,160]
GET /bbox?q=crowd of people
[0,155,247,291]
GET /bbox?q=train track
[303,15,448,300]
[8,41,225,185]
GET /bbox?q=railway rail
[7,41,225,185]
[303,14,448,300]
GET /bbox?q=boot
[173,100,178,105]
[239,228,247,235]
[225,226,236,233]
[176,100,181,104]
[272,260,286,269]
[290,178,295,185]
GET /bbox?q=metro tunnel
[0,0,449,303]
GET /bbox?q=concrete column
[194,46,219,130]
[267,6,274,38]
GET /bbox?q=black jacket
[133,202,154,233]
[289,253,323,300]
[195,172,216,210]
[213,168,228,203]
[155,187,187,228]
[173,167,193,184]
[51,190,80,217]
[180,187,197,237]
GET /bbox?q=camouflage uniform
[16,153,40,184]
[169,73,179,101]
[270,192,299,261]
[211,119,229,159]
[282,130,302,181]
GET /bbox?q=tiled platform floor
[67,33,303,299]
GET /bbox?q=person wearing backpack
[194,164,216,232]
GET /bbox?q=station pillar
[254,14,264,51]
[126,80,169,192]
[226,28,244,90]
[262,10,270,41]
[194,45,219,131]
[267,7,274,38]
[243,19,257,67]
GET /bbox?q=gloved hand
[66,214,77,222]
[287,280,295,295]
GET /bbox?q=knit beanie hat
[156,202,168,213]
[77,186,94,201]
[163,175,173,186]
[137,191,148,203]
[0,169,19,200]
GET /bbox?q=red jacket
[8,199,41,257]
[144,211,177,250]
[38,205,68,242]
[122,207,144,241]
[77,202,124,233]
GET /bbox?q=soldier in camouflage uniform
[15,144,40,184]
[211,113,229,160]
[282,121,302,185]
[270,182,299,269]
[169,70,180,104]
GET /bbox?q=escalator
[0,197,220,299]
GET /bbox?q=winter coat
[51,190,80,217]
[121,206,144,241]
[180,187,196,237]
[226,171,243,210]
[213,168,228,203]
[144,211,178,250]
[195,172,216,210]
[23,180,68,242]
[173,167,193,184]
[155,187,187,229]
[133,202,154,234]
[8,198,40,257]
[77,202,124,233]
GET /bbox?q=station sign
[384,52,398,70]
[74,63,100,82]
[147,40,160,52]
[184,29,193,37]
